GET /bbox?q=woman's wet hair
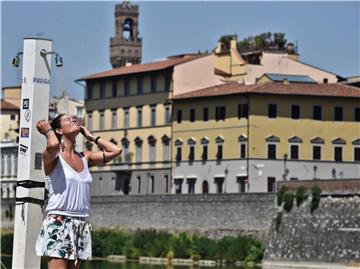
[50,114,65,141]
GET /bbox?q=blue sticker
[20,128,29,138]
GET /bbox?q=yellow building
[0,100,19,143]
[172,82,360,193]
[77,54,223,195]
[1,99,19,200]
[2,86,21,108]
[78,33,348,196]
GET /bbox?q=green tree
[295,186,307,207]
[234,32,290,52]
[274,32,287,49]
[218,35,234,51]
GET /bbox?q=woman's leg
[48,257,68,269]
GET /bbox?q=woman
[35,114,121,269]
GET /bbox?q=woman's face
[58,115,80,136]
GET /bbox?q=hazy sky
[1,1,359,100]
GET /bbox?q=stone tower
[110,1,142,68]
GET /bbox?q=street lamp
[12,52,23,67]
[40,49,63,67]
[12,49,63,68]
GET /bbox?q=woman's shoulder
[76,151,91,165]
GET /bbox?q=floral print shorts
[35,214,92,261]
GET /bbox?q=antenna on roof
[295,40,299,54]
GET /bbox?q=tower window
[122,18,134,40]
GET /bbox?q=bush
[0,232,13,254]
[131,229,172,257]
[310,185,322,213]
[216,236,237,262]
[275,212,283,231]
[277,185,288,206]
[295,186,307,207]
[170,232,193,258]
[243,243,265,265]
[215,235,263,263]
[283,192,294,212]
[192,235,217,260]
[91,228,129,257]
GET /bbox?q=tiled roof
[172,82,360,100]
[262,73,317,84]
[77,55,206,81]
[1,100,19,110]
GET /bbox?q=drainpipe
[246,94,250,192]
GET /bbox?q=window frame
[312,145,322,160]
[268,104,277,119]
[334,106,343,121]
[291,105,300,120]
[334,146,343,162]
[313,105,322,120]
[190,108,196,123]
[289,143,300,160]
[267,143,277,159]
[176,109,182,123]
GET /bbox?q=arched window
[148,135,157,163]
[122,18,134,40]
[135,137,143,163]
[121,137,130,163]
[162,135,171,161]
[202,180,209,194]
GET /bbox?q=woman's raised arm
[80,126,122,167]
[36,120,60,173]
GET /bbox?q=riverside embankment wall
[90,193,277,238]
[264,196,360,264]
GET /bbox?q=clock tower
[110,1,142,68]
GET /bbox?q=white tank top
[45,154,92,217]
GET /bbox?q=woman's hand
[36,120,52,135]
[80,126,95,142]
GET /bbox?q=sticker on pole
[19,144,28,155]
[20,128,30,138]
[34,153,42,170]
[22,98,30,109]
[24,110,31,122]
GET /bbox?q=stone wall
[264,196,360,263]
[90,193,276,238]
